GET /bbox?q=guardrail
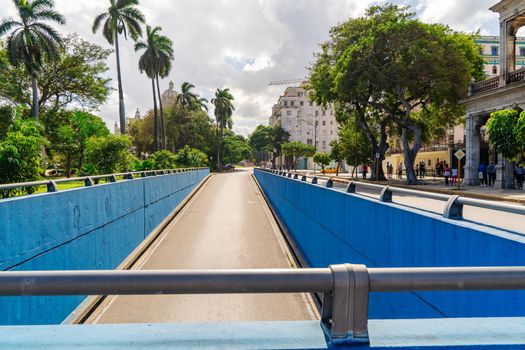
[259,169,525,220]
[0,168,208,194]
[1,265,525,344]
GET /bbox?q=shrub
[84,135,136,174]
[149,150,177,169]
[0,119,46,197]
[175,145,208,167]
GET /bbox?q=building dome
[161,81,178,106]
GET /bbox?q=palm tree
[176,82,199,109]
[156,60,172,150]
[211,88,234,171]
[194,97,209,112]
[93,0,145,135]
[134,25,173,151]
[0,0,66,119]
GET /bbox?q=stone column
[507,34,516,74]
[499,21,508,87]
[464,114,480,186]
[496,155,516,189]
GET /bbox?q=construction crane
[268,79,306,86]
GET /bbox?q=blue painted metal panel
[1,318,525,349]
[0,170,209,325]
[254,169,525,319]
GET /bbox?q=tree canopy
[309,4,484,184]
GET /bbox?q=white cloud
[0,0,502,135]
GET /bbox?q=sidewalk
[296,170,525,204]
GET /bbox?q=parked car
[223,164,235,171]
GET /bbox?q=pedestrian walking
[451,167,458,186]
[487,162,496,186]
[478,163,486,186]
[443,164,451,187]
[515,164,525,190]
[397,163,403,179]
[386,162,391,179]
[362,164,368,179]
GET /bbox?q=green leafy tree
[211,88,235,171]
[221,132,252,165]
[84,134,136,174]
[487,110,520,159]
[149,150,177,169]
[309,4,484,184]
[93,0,145,134]
[248,125,290,168]
[166,103,215,154]
[0,119,46,197]
[0,106,14,140]
[175,145,208,167]
[329,140,344,176]
[0,0,66,118]
[135,25,174,151]
[282,141,316,171]
[313,152,331,174]
[337,119,372,178]
[53,111,109,177]
[515,111,525,155]
[0,35,112,117]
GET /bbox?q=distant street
[86,169,316,324]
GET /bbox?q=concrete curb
[298,173,525,205]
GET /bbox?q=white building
[269,84,338,169]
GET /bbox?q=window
[322,121,326,126]
[330,121,333,125]
[520,47,525,57]
[322,110,326,116]
[491,46,499,56]
[287,111,291,116]
[322,141,326,149]
[291,101,295,107]
[315,111,319,117]
[309,102,313,107]
[283,100,288,107]
[307,139,313,146]
[300,101,304,106]
[492,65,497,75]
[330,130,333,135]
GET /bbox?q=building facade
[269,84,338,169]
[477,35,525,77]
[114,108,142,136]
[461,0,525,189]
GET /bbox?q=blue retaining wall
[0,169,209,325]
[254,169,525,319]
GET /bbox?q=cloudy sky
[0,0,501,135]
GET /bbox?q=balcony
[469,67,525,96]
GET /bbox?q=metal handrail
[259,168,525,220]
[1,265,525,343]
[0,168,208,193]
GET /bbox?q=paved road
[326,179,525,235]
[86,169,316,324]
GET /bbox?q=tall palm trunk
[115,34,126,135]
[216,122,221,171]
[155,76,166,150]
[151,78,159,151]
[31,74,39,118]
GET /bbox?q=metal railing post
[294,174,299,180]
[301,175,307,182]
[312,177,318,185]
[47,180,57,193]
[379,186,393,203]
[326,179,334,188]
[346,181,356,193]
[109,175,117,183]
[444,195,463,220]
[84,177,94,187]
[322,264,370,344]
